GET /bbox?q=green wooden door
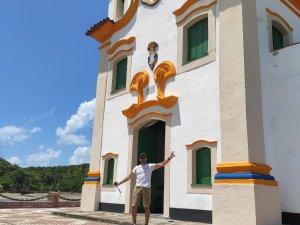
[196,148,211,185]
[137,121,165,213]
[187,18,208,62]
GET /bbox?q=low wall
[0,192,80,209]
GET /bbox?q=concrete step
[52,208,208,225]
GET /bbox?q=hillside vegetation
[0,158,89,193]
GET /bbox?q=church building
[80,0,300,224]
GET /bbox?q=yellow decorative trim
[109,47,134,62]
[102,152,119,159]
[266,8,294,31]
[87,171,101,177]
[280,0,300,18]
[122,97,178,119]
[84,181,100,185]
[122,61,178,119]
[108,37,136,55]
[154,61,177,99]
[186,140,217,149]
[89,0,139,43]
[176,1,217,26]
[217,162,272,175]
[214,179,278,186]
[99,41,111,50]
[128,112,172,126]
[173,0,201,17]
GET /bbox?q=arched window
[187,18,208,62]
[266,8,293,52]
[195,147,211,185]
[105,158,115,185]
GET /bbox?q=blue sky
[0,0,108,167]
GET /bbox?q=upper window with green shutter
[272,26,284,51]
[195,147,211,186]
[114,58,127,92]
[187,18,208,63]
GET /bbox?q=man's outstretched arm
[154,151,175,170]
[114,172,135,186]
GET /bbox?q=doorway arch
[125,115,171,217]
[137,120,165,213]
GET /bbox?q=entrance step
[52,208,209,225]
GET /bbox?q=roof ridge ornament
[141,0,161,7]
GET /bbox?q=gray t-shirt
[132,164,155,188]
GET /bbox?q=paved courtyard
[0,208,112,225]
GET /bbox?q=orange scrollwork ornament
[122,61,178,119]
[130,70,149,104]
[154,61,177,99]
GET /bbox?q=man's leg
[144,207,150,225]
[142,188,151,225]
[131,187,141,225]
[132,206,137,225]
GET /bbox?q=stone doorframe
[124,113,172,218]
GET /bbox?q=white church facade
[80,0,300,224]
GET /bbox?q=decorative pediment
[122,61,178,119]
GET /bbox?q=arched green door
[137,121,165,214]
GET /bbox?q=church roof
[85,17,114,37]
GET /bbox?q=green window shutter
[272,26,283,50]
[115,58,127,91]
[106,158,114,185]
[187,18,208,62]
[196,148,211,185]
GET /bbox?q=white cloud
[69,146,90,165]
[0,126,41,145]
[26,148,61,167]
[42,107,56,118]
[56,99,95,145]
[30,127,42,134]
[6,156,23,165]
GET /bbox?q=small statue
[147,42,159,71]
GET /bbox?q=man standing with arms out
[114,151,175,225]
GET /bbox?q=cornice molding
[108,36,136,55]
[175,1,217,26]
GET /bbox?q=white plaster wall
[257,0,300,214]
[101,94,132,204]
[101,0,221,211]
[108,0,114,19]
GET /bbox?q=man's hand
[114,182,119,186]
[169,151,175,159]
[154,151,176,170]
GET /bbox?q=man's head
[139,153,147,164]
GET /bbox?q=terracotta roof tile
[85,17,115,36]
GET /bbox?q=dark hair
[139,153,147,158]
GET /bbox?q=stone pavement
[0,208,111,225]
[52,208,208,225]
